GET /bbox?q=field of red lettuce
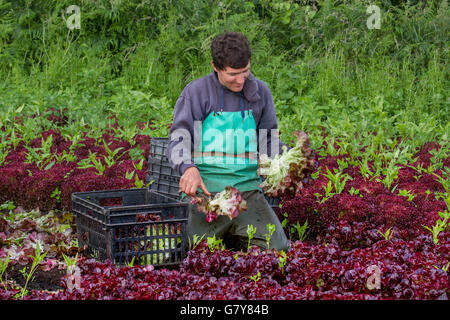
[0,110,448,300]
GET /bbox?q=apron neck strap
[220,86,224,112]
[219,86,246,119]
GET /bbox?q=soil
[6,264,65,292]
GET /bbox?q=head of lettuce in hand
[258,130,318,198]
[191,186,248,223]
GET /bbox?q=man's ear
[211,60,217,72]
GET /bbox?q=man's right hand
[179,166,211,197]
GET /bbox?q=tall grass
[0,0,448,159]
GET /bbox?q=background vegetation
[0,0,448,154]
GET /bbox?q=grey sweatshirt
[167,71,284,175]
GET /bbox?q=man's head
[211,32,251,92]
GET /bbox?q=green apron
[193,86,261,193]
[186,86,290,252]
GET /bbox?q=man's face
[212,61,251,92]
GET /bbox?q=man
[167,31,290,251]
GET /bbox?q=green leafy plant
[314,166,353,203]
[281,212,289,229]
[62,131,85,154]
[188,234,206,250]
[310,166,321,180]
[337,158,349,171]
[124,159,147,187]
[125,170,135,180]
[323,166,353,195]
[24,135,55,170]
[0,200,15,212]
[246,224,257,251]
[128,146,145,161]
[9,128,22,151]
[357,157,374,180]
[431,167,449,203]
[133,158,144,171]
[206,234,224,253]
[398,189,415,202]
[433,262,449,272]
[0,256,11,291]
[111,124,138,146]
[133,174,145,188]
[126,256,136,267]
[102,139,125,167]
[264,224,276,250]
[423,209,449,245]
[377,160,400,192]
[62,253,78,272]
[77,151,106,175]
[376,227,394,241]
[54,150,77,164]
[17,243,47,299]
[349,186,362,197]
[249,271,261,284]
[291,220,309,242]
[50,187,61,203]
[278,250,287,275]
[0,140,9,166]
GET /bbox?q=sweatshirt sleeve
[167,92,197,176]
[256,82,287,158]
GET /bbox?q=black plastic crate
[148,137,180,180]
[150,137,171,160]
[146,137,180,199]
[71,188,188,267]
[147,174,180,200]
[147,137,180,198]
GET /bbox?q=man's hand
[179,166,211,196]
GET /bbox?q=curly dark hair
[211,31,251,70]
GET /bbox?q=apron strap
[239,94,245,120]
[220,86,224,113]
[219,85,246,119]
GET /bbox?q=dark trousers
[184,190,290,251]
